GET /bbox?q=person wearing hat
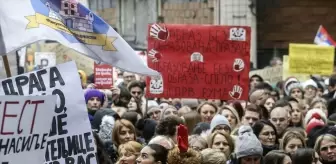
[303,79,318,100]
[85,89,105,122]
[304,108,328,127]
[250,74,264,91]
[287,82,304,100]
[230,125,263,164]
[210,114,231,135]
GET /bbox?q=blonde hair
[197,102,218,114]
[117,141,142,164]
[178,106,192,117]
[112,119,136,146]
[201,148,227,164]
[309,97,327,109]
[280,130,306,150]
[189,135,208,149]
[118,141,142,155]
[314,134,336,153]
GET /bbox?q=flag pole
[2,55,11,77]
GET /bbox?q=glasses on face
[190,146,203,152]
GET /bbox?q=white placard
[0,95,56,163]
[0,61,97,164]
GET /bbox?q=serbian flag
[0,0,158,76]
[314,25,336,46]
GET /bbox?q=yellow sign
[249,66,282,84]
[282,55,310,81]
[25,13,117,51]
[289,43,334,75]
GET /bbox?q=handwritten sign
[249,66,282,84]
[146,24,250,100]
[94,63,113,89]
[0,95,56,164]
[289,43,334,75]
[0,61,97,164]
[282,55,310,81]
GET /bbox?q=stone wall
[161,0,215,24]
[258,0,336,49]
[95,8,118,27]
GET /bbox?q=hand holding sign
[233,58,245,72]
[229,85,243,99]
[150,24,169,41]
[148,49,163,62]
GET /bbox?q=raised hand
[177,124,188,153]
[148,49,163,62]
[229,85,243,99]
[150,24,169,41]
[233,58,245,72]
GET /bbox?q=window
[71,9,75,15]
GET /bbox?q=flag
[314,25,336,46]
[0,0,159,76]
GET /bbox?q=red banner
[94,63,113,89]
[146,24,250,100]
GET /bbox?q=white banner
[0,61,97,164]
[0,95,56,163]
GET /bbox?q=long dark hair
[252,119,279,145]
[264,150,289,164]
[291,148,316,164]
[93,132,113,164]
[147,144,168,164]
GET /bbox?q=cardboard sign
[94,63,113,89]
[0,61,97,164]
[249,66,283,84]
[289,43,334,75]
[146,24,250,100]
[282,55,310,81]
[0,95,56,163]
[34,52,56,69]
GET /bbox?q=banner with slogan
[249,66,282,84]
[146,24,251,100]
[34,52,57,70]
[94,63,113,89]
[282,55,310,82]
[289,44,334,75]
[0,61,97,164]
[0,95,56,164]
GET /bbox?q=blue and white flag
[0,0,159,76]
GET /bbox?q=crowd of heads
[78,69,336,164]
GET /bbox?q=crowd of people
[80,68,336,164]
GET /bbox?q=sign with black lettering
[0,95,56,163]
[34,52,56,69]
[146,24,251,100]
[0,61,97,164]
